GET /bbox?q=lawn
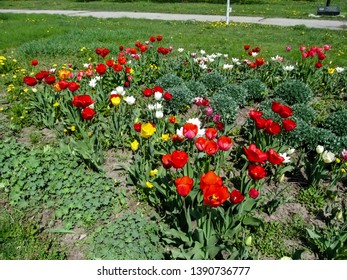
[0,6,346,260]
[0,0,346,19]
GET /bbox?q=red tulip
[205,128,218,140]
[267,148,284,165]
[23,76,37,87]
[265,119,281,135]
[183,123,199,139]
[44,75,56,85]
[230,189,245,204]
[95,64,107,75]
[217,136,232,151]
[161,154,172,169]
[31,60,38,66]
[163,92,173,100]
[205,140,219,155]
[203,185,230,207]
[243,144,268,163]
[68,82,80,92]
[255,117,267,129]
[282,119,297,131]
[175,176,194,197]
[248,164,267,180]
[72,95,95,108]
[81,107,95,120]
[142,88,153,97]
[249,188,259,199]
[200,171,223,191]
[170,150,188,169]
[271,101,283,113]
[133,123,142,132]
[195,137,207,151]
[58,80,69,90]
[249,110,263,120]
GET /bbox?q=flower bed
[0,36,346,259]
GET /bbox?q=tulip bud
[245,236,252,246]
[336,211,343,220]
[316,145,324,154]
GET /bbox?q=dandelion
[53,102,59,107]
[70,126,76,131]
[130,140,139,151]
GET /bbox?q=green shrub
[165,85,194,113]
[273,80,313,105]
[89,213,164,260]
[155,73,184,89]
[292,104,316,125]
[241,79,268,103]
[185,80,208,98]
[321,109,347,137]
[199,70,226,94]
[210,92,239,123]
[216,84,248,107]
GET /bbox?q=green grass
[0,13,346,66]
[0,207,67,259]
[0,0,346,19]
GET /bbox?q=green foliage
[0,208,66,260]
[155,73,184,89]
[298,185,326,213]
[252,218,305,259]
[321,109,347,137]
[185,80,208,98]
[0,139,125,228]
[306,224,347,260]
[241,79,268,103]
[199,71,226,94]
[216,84,248,107]
[210,92,239,123]
[292,103,316,125]
[89,213,165,260]
[273,80,313,105]
[165,85,194,113]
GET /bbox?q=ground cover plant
[0,12,346,260]
[0,0,346,19]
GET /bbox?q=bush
[199,70,226,94]
[155,73,184,89]
[210,92,239,123]
[165,85,194,113]
[216,84,248,107]
[185,80,208,99]
[292,104,316,125]
[321,109,347,137]
[241,79,268,103]
[273,80,313,105]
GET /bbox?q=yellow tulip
[111,96,121,106]
[130,140,139,151]
[146,181,153,189]
[161,134,170,142]
[140,123,156,139]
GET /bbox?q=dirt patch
[17,126,57,146]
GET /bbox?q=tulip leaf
[243,216,264,228]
